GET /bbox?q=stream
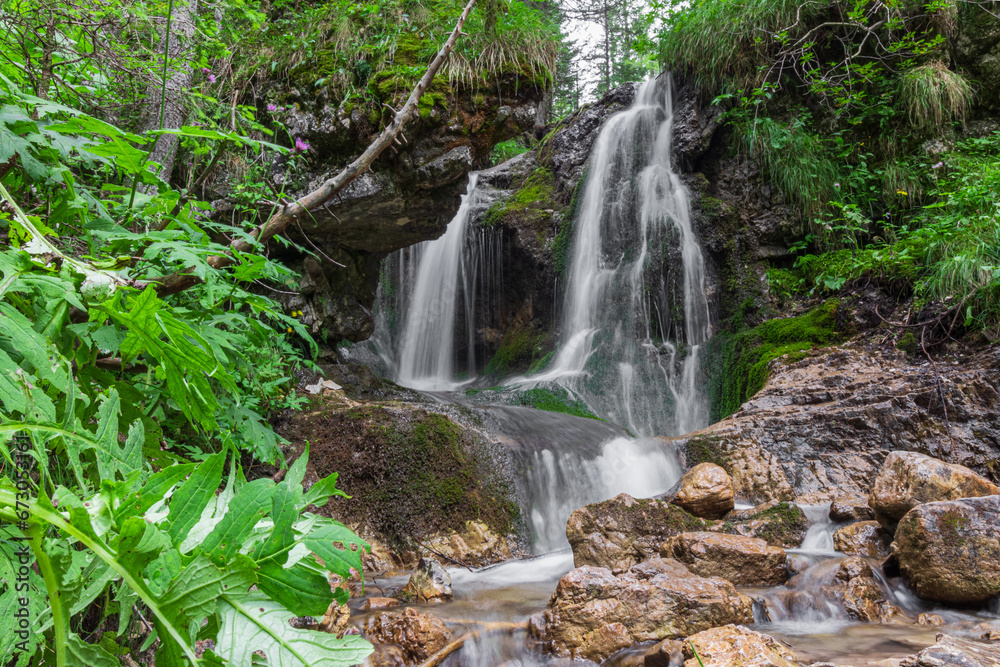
[342,73,999,665]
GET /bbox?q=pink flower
[267,103,278,112]
[294,137,310,152]
[207,73,216,83]
[201,67,210,74]
[834,182,841,188]
[932,161,944,169]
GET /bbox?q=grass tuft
[898,62,973,131]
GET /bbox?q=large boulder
[661,532,788,586]
[567,494,810,574]
[528,558,755,663]
[829,495,875,522]
[566,493,710,573]
[362,608,451,665]
[665,346,1000,502]
[870,451,998,527]
[833,521,892,558]
[683,625,804,667]
[424,520,513,568]
[892,495,1000,605]
[898,633,1000,667]
[831,557,907,623]
[401,557,452,601]
[723,501,809,548]
[670,463,736,520]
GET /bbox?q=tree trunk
[142,0,199,186]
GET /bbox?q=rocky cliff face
[254,76,545,347]
[668,342,1000,503]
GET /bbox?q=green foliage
[491,138,530,165]
[737,116,840,216]
[704,300,845,421]
[511,387,601,420]
[0,50,367,665]
[248,0,558,105]
[899,62,973,131]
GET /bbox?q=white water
[520,437,683,552]
[394,174,482,390]
[517,74,712,437]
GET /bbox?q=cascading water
[345,174,503,389]
[520,74,712,437]
[395,173,481,389]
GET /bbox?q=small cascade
[795,503,838,555]
[395,173,481,389]
[345,175,504,389]
[520,74,712,437]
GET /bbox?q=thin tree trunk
[142,0,199,186]
[152,0,479,298]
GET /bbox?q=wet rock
[528,558,754,663]
[683,625,804,667]
[425,520,513,568]
[722,501,809,548]
[832,557,907,623]
[661,532,788,586]
[365,644,407,667]
[401,557,452,601]
[645,639,685,667]
[566,493,711,573]
[362,607,451,665]
[670,463,736,520]
[833,521,892,558]
[829,495,874,522]
[870,451,998,527]
[898,633,1000,667]
[917,613,945,626]
[892,495,1000,604]
[666,346,1000,502]
[361,597,402,611]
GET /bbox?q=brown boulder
[645,639,685,667]
[401,557,452,601]
[898,633,1000,667]
[365,644,407,667]
[833,521,892,558]
[722,501,809,549]
[671,463,736,519]
[683,625,804,667]
[829,495,874,522]
[566,493,710,573]
[870,451,998,527]
[361,597,402,611]
[833,557,907,623]
[892,495,1000,604]
[528,558,755,663]
[425,520,513,568]
[362,607,451,664]
[661,532,788,586]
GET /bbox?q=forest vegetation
[0,0,998,664]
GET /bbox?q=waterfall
[519,74,712,437]
[346,174,496,389]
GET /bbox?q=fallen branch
[152,0,478,297]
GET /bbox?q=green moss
[685,435,732,471]
[734,502,808,547]
[484,325,550,377]
[513,387,602,420]
[896,331,918,355]
[704,299,847,422]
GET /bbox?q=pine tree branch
[152,0,479,298]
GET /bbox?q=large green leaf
[216,594,372,667]
[166,451,225,546]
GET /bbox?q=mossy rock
[703,299,849,422]
[277,401,520,551]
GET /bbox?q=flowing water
[342,75,997,665]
